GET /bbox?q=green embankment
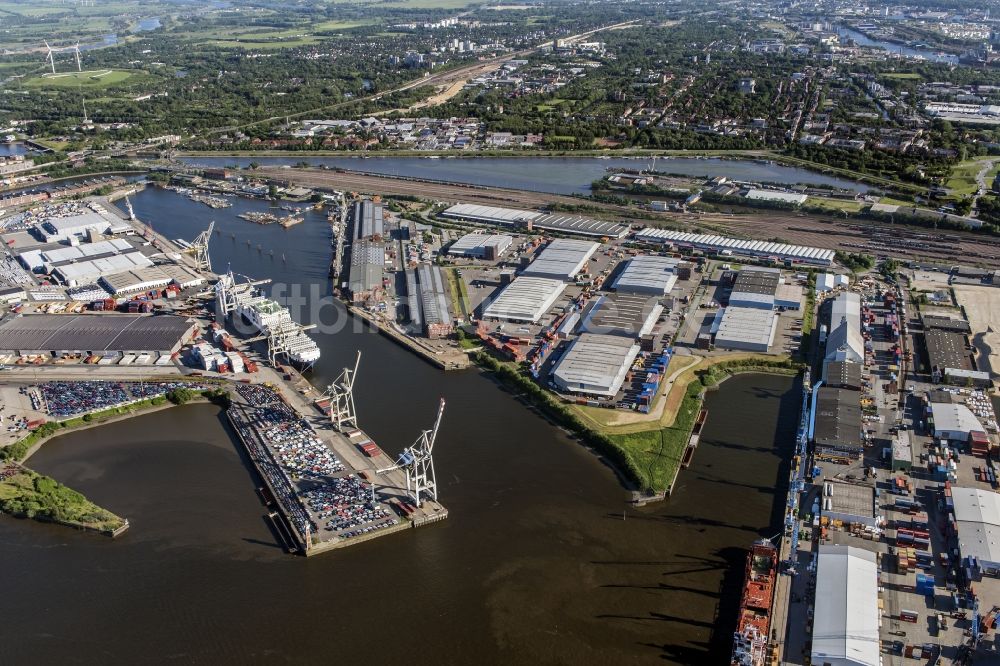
[474,352,801,494]
[0,468,124,533]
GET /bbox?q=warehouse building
[521,239,599,280]
[823,360,863,390]
[481,277,567,323]
[405,264,454,338]
[35,212,113,243]
[825,292,864,365]
[100,267,174,297]
[711,307,778,352]
[550,333,640,398]
[634,228,835,266]
[817,272,849,292]
[951,487,1000,573]
[17,238,138,273]
[579,293,662,338]
[528,213,629,239]
[440,204,628,238]
[447,233,513,260]
[811,545,880,666]
[347,239,385,303]
[930,402,984,441]
[813,386,863,460]
[923,315,971,334]
[925,329,973,384]
[0,313,195,355]
[774,283,802,310]
[54,252,155,287]
[440,203,541,226]
[352,199,385,241]
[611,255,679,295]
[745,189,808,206]
[728,267,780,310]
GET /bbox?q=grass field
[881,72,923,80]
[23,69,142,89]
[946,159,990,196]
[805,197,865,213]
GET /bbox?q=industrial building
[823,360,863,390]
[810,545,880,666]
[711,307,778,352]
[405,264,454,338]
[35,211,113,243]
[923,315,971,334]
[440,203,540,226]
[0,314,195,355]
[774,283,802,310]
[347,239,385,303]
[527,213,629,238]
[813,386,863,460]
[825,292,864,365]
[352,200,385,241]
[99,267,174,297]
[481,277,567,323]
[951,487,1000,572]
[728,267,780,309]
[550,333,639,398]
[18,238,138,273]
[54,252,155,287]
[925,329,973,383]
[440,203,628,238]
[521,239,599,281]
[817,272,849,292]
[929,402,984,441]
[634,228,835,266]
[611,255,679,295]
[579,293,663,337]
[820,481,878,528]
[447,233,513,260]
[745,189,808,206]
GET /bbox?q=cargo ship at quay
[214,270,321,370]
[731,539,779,666]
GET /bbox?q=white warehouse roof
[634,228,835,265]
[952,487,1000,569]
[612,255,679,295]
[53,251,154,286]
[521,238,599,280]
[930,403,984,436]
[746,189,808,205]
[811,545,880,666]
[551,333,640,397]
[440,203,542,225]
[713,307,777,350]
[448,233,513,257]
[481,277,567,323]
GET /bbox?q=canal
[0,187,802,663]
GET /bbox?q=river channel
[178,155,870,195]
[0,187,801,664]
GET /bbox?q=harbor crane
[376,398,445,508]
[324,351,360,432]
[185,220,214,273]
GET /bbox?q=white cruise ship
[215,272,321,369]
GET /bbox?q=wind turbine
[73,43,81,72]
[43,41,55,75]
